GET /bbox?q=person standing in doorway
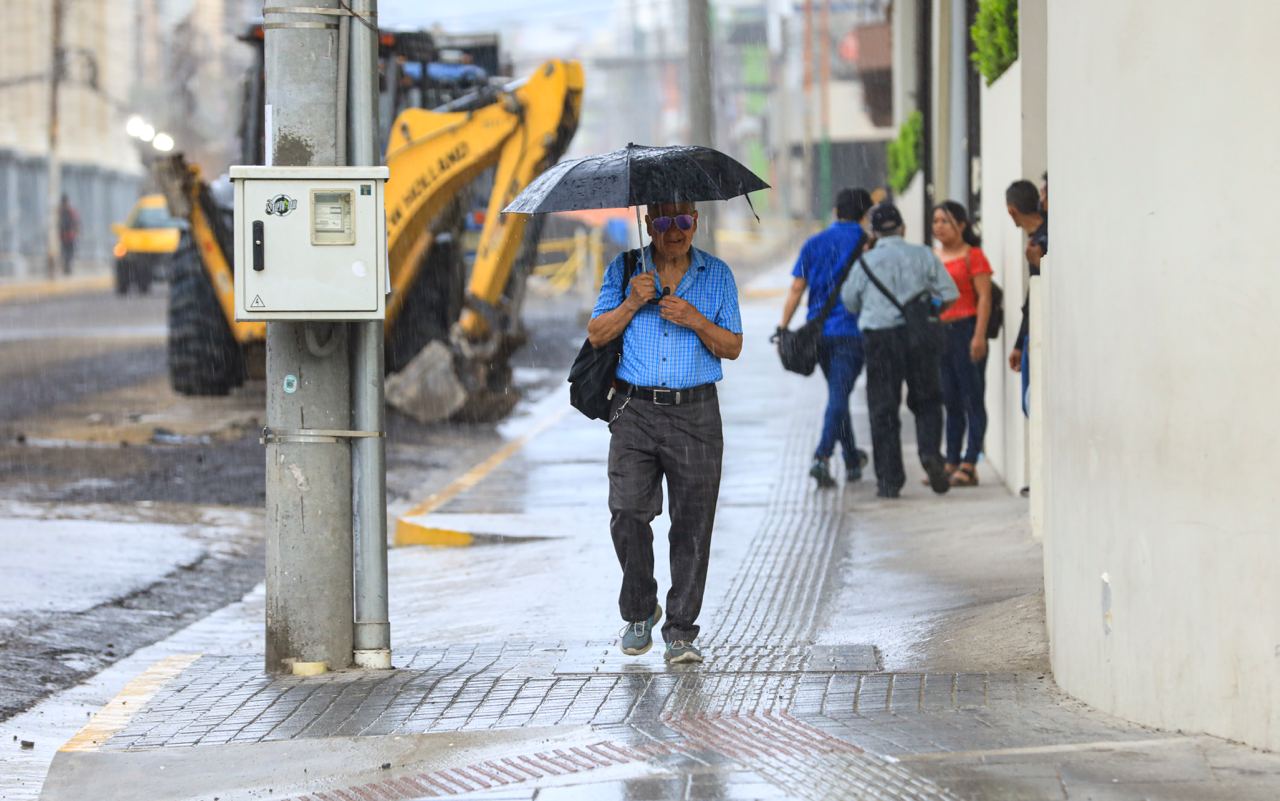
[932,201,993,487]
[779,187,874,488]
[58,195,80,275]
[587,201,743,665]
[840,203,958,498]
[1005,180,1048,416]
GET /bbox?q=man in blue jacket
[779,188,873,488]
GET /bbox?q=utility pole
[687,0,716,249]
[801,0,814,222]
[818,0,833,219]
[348,0,391,670]
[262,2,354,674]
[46,0,64,280]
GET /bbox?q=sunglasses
[650,213,696,233]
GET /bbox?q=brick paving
[44,304,1280,800]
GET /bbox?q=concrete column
[687,0,717,246]
[263,1,354,674]
[946,0,969,203]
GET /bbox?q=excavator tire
[167,235,245,396]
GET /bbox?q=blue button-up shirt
[591,245,742,389]
[792,221,865,338]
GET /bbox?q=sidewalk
[13,267,1280,800]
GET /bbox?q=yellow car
[111,194,182,294]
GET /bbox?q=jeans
[863,326,945,494]
[815,335,864,464]
[940,317,988,465]
[607,389,723,644]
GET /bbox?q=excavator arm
[383,59,584,341]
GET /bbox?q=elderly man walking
[841,203,958,499]
[586,201,743,664]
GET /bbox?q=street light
[152,133,174,152]
[125,115,146,138]
[139,123,155,143]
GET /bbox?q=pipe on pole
[347,0,392,670]
[46,0,64,279]
[263,1,354,674]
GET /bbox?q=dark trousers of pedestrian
[815,335,864,465]
[940,316,988,465]
[862,326,945,495]
[607,389,723,644]
[61,242,75,275]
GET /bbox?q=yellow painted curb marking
[0,275,112,305]
[394,406,571,547]
[60,653,202,753]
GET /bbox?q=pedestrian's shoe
[876,485,900,499]
[922,455,951,495]
[846,448,870,482]
[619,603,662,656]
[664,640,704,664]
[809,458,836,489]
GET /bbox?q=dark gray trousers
[607,389,723,643]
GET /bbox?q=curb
[0,274,113,305]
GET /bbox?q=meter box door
[230,166,390,321]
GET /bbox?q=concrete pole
[45,0,64,280]
[801,0,814,222]
[348,0,392,670]
[263,2,354,674]
[687,0,717,250]
[818,0,833,219]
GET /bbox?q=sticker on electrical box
[250,294,266,309]
[265,194,297,217]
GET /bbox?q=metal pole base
[353,649,393,669]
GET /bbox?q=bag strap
[858,256,907,314]
[622,248,638,284]
[815,238,867,324]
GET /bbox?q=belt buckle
[652,388,675,406]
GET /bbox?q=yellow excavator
[157,27,582,420]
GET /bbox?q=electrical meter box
[230,166,390,321]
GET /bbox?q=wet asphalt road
[0,286,585,722]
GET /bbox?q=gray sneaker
[664,640,704,664]
[619,604,662,656]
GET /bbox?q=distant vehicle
[111,194,183,295]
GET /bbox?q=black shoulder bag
[772,240,865,376]
[568,249,639,420]
[858,256,943,354]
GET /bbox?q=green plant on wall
[887,110,923,194]
[971,0,1018,86]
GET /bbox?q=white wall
[1045,0,1280,751]
[977,62,1026,494]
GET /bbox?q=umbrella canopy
[503,143,769,215]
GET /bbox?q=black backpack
[567,249,638,420]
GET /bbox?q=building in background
[0,0,255,278]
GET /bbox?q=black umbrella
[503,143,769,215]
[503,143,769,275]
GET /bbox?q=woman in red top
[931,201,993,487]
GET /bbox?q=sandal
[949,464,979,487]
[923,463,958,486]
